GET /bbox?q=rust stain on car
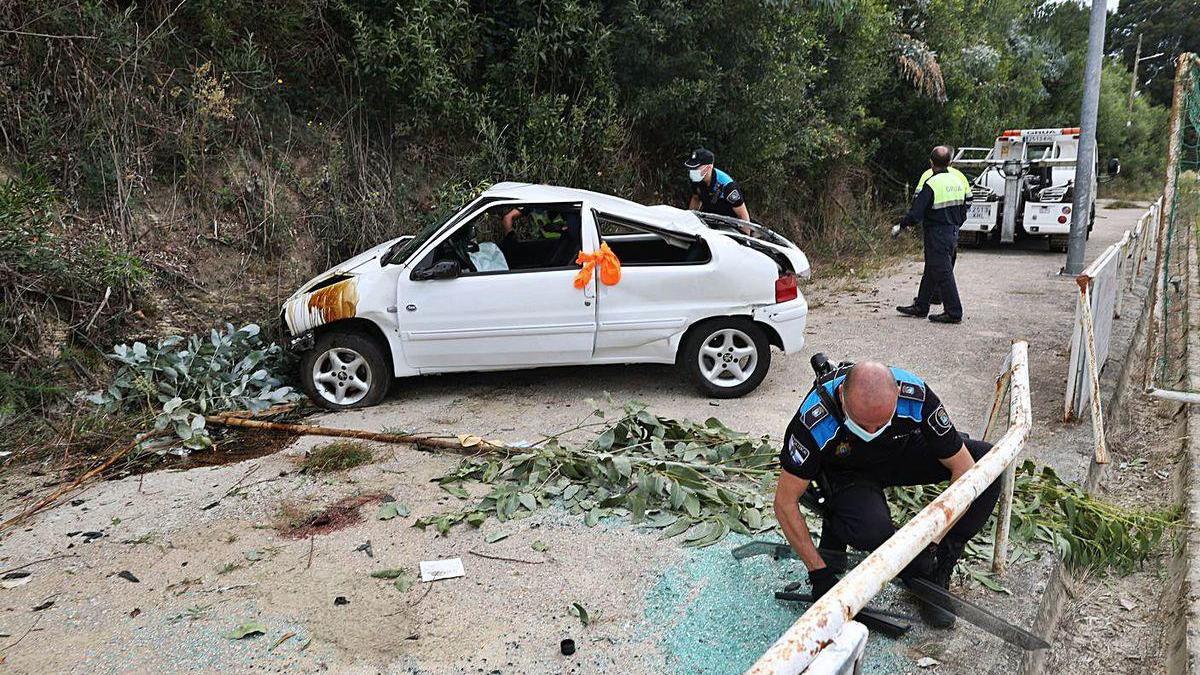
[307,278,359,323]
[285,277,360,334]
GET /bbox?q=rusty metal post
[980,360,1015,575]
[992,461,1018,576]
[748,342,1032,675]
[1077,282,1110,464]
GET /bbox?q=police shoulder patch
[802,403,828,430]
[929,404,953,436]
[726,189,742,203]
[786,435,810,466]
[897,381,925,402]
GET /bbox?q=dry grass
[302,441,373,473]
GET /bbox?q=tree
[1108,0,1200,107]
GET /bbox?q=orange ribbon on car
[573,243,622,289]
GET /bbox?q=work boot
[896,304,928,318]
[928,312,961,324]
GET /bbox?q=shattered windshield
[383,196,508,266]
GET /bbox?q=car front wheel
[680,318,771,398]
[300,331,390,410]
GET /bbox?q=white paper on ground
[419,558,465,582]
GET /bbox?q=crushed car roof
[484,182,705,235]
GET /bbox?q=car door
[397,201,599,370]
[592,213,721,362]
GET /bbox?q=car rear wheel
[680,318,771,398]
[300,331,390,410]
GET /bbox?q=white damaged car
[281,183,810,409]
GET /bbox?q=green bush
[87,324,300,452]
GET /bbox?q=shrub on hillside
[87,323,300,453]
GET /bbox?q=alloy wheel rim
[697,328,757,387]
[312,347,372,405]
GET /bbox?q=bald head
[841,362,899,433]
[930,146,952,169]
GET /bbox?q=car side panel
[593,236,777,361]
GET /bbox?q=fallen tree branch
[0,553,78,577]
[204,416,513,455]
[468,550,545,565]
[0,439,138,533]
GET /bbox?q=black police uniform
[899,168,970,320]
[780,364,1000,576]
[690,167,746,219]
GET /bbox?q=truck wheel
[679,318,771,399]
[300,330,390,410]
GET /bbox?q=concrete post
[1064,0,1108,275]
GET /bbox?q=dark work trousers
[921,248,956,305]
[915,224,963,319]
[817,435,999,577]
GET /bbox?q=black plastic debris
[117,571,140,583]
[81,531,104,543]
[33,599,54,611]
[334,596,349,606]
[355,541,374,558]
[560,638,575,656]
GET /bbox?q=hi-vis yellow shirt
[914,167,971,209]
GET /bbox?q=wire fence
[1147,54,1200,401]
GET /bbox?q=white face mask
[688,168,704,182]
[844,414,891,443]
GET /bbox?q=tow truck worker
[772,361,1001,628]
[684,148,750,222]
[895,146,971,324]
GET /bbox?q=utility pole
[1128,34,1142,116]
[1064,0,1108,275]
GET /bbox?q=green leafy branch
[414,403,1180,578]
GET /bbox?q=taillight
[775,274,798,303]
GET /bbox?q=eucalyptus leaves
[415,402,1179,577]
[88,323,301,453]
[416,403,780,547]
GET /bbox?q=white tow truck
[953,127,1119,252]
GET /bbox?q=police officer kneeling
[772,360,1001,627]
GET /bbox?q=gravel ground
[0,202,1150,673]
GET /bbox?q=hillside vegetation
[0,0,1173,452]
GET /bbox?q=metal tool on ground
[732,540,1050,651]
[773,589,914,638]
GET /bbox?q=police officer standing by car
[894,146,971,324]
[684,148,751,223]
[772,358,1001,628]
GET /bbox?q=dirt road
[0,203,1148,673]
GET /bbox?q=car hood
[292,235,411,296]
[281,236,411,337]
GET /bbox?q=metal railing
[1062,197,1162,464]
[801,621,868,675]
[747,341,1032,675]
